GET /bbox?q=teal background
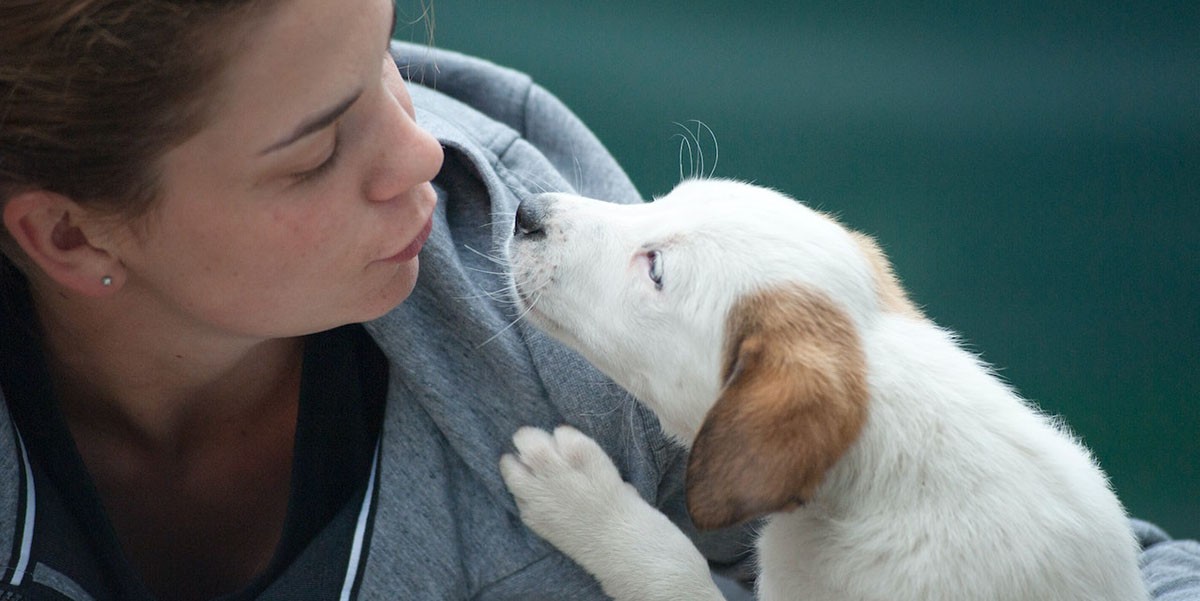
[402,2,1198,539]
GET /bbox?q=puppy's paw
[500,426,633,547]
[501,426,728,601]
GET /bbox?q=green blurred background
[400,2,1198,539]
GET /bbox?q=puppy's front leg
[500,426,726,601]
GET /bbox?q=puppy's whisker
[454,289,507,302]
[480,211,516,229]
[508,170,553,195]
[462,244,509,267]
[674,132,694,182]
[673,121,700,180]
[686,121,704,179]
[695,120,719,179]
[476,291,541,349]
[502,280,550,314]
[578,401,624,418]
[512,148,584,194]
[569,377,637,421]
[455,286,520,304]
[672,120,719,182]
[463,265,511,277]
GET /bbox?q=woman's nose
[364,78,444,203]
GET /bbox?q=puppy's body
[499,179,1147,601]
[761,314,1139,600]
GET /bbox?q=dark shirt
[0,266,387,600]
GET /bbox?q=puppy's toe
[499,452,532,486]
[510,426,566,472]
[552,425,620,479]
[512,425,555,455]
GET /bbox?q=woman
[0,0,1194,600]
[0,0,751,598]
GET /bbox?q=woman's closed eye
[291,132,342,184]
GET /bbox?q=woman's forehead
[198,0,391,146]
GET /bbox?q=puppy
[499,179,1147,601]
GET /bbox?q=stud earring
[101,275,113,287]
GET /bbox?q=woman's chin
[362,257,421,320]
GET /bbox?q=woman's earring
[101,275,113,287]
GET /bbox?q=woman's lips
[382,216,433,263]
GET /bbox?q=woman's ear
[684,285,869,530]
[3,190,125,296]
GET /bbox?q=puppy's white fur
[499,179,1147,601]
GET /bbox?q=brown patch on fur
[849,231,922,318]
[685,284,869,530]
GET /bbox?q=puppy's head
[506,179,915,529]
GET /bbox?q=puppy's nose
[514,195,550,238]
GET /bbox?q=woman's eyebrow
[259,88,363,155]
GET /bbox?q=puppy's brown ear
[686,285,869,530]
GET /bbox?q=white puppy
[499,179,1147,601]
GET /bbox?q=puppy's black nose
[514,196,549,238]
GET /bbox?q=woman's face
[109,0,443,339]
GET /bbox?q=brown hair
[0,0,277,267]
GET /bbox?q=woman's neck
[25,275,306,599]
[29,275,306,454]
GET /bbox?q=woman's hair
[0,0,278,267]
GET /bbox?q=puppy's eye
[648,250,664,290]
